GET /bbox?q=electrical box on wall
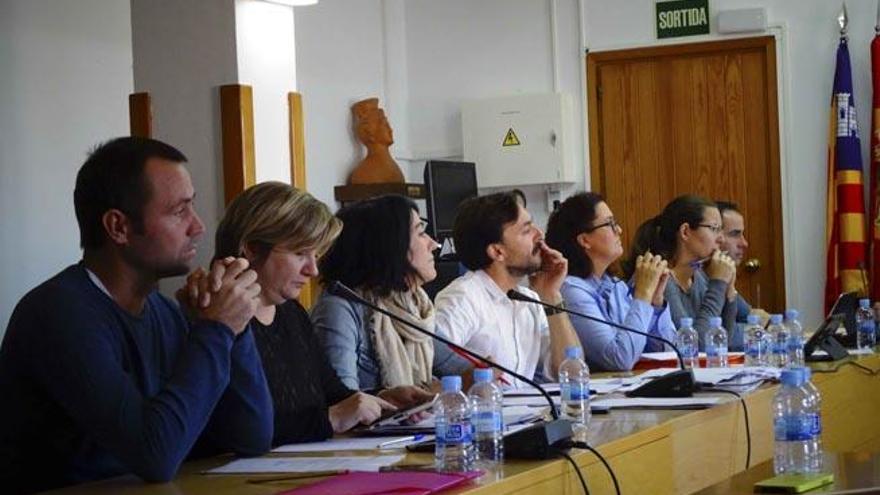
[461,93,577,188]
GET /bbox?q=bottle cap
[769,314,783,325]
[564,346,582,359]
[798,366,812,382]
[473,368,493,383]
[860,298,871,309]
[441,375,462,392]
[784,309,799,320]
[680,317,694,328]
[747,314,760,325]
[709,316,722,327]
[780,369,803,387]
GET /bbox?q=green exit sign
[656,0,710,39]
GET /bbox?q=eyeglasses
[697,224,723,234]
[585,217,621,233]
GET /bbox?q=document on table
[504,383,560,396]
[205,455,405,474]
[640,351,746,361]
[272,436,431,453]
[592,396,723,409]
[503,378,629,397]
[812,347,874,356]
[410,405,542,428]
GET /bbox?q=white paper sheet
[411,405,543,428]
[205,455,405,474]
[503,379,625,397]
[592,397,723,409]
[812,347,874,356]
[272,436,431,453]
[640,351,745,361]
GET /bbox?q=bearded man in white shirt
[434,191,582,388]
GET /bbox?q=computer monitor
[423,160,478,240]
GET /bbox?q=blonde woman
[209,182,428,446]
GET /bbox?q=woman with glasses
[545,193,677,371]
[622,194,740,351]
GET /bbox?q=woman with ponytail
[623,195,740,351]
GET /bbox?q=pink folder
[279,470,483,495]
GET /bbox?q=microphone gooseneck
[325,281,560,419]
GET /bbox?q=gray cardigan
[310,293,471,391]
[665,269,741,352]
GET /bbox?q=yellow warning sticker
[502,128,521,147]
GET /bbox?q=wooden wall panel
[587,36,785,311]
[287,91,319,309]
[220,84,256,207]
[128,92,152,138]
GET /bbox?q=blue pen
[378,434,426,449]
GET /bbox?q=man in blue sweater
[0,137,273,494]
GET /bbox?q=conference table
[45,353,880,495]
[695,450,880,494]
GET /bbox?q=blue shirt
[0,264,273,493]
[561,274,676,371]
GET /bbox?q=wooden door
[587,36,785,312]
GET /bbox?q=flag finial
[875,0,880,33]
[839,2,849,38]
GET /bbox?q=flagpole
[876,0,879,34]
[839,2,848,39]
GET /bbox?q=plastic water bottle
[798,367,824,473]
[744,314,769,367]
[434,376,474,472]
[785,309,805,367]
[768,314,789,368]
[705,316,728,368]
[558,346,590,429]
[676,317,700,369]
[773,369,812,474]
[468,368,504,467]
[856,299,876,351]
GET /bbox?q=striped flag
[825,37,868,314]
[870,29,880,301]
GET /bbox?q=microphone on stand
[324,281,573,459]
[506,289,696,398]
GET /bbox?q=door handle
[744,258,760,273]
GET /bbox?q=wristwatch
[544,300,566,317]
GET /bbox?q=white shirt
[434,270,550,388]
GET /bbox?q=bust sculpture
[349,98,404,184]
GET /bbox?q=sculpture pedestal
[333,182,426,205]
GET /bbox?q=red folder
[279,470,483,495]
[633,353,745,370]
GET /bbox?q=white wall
[0,0,133,330]
[583,0,877,329]
[294,0,586,229]
[293,0,388,208]
[402,0,586,228]
[131,0,239,291]
[235,0,297,184]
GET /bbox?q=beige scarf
[361,287,436,388]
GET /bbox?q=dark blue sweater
[0,264,273,494]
